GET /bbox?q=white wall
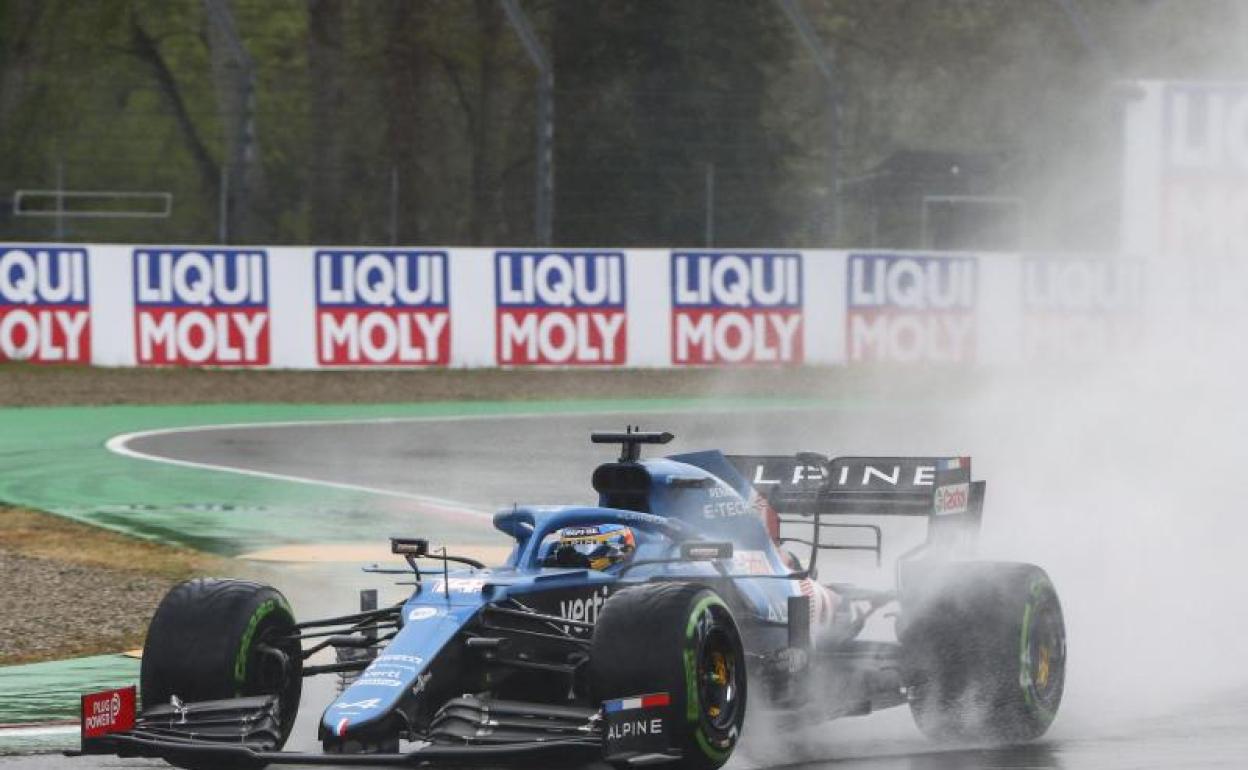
[0,244,1140,368]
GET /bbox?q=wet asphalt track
[7,404,1248,769]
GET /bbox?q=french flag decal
[604,693,671,713]
[937,457,966,471]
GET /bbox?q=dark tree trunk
[128,9,220,201]
[307,0,345,242]
[468,0,503,245]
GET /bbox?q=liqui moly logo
[1021,257,1143,361]
[1161,84,1248,266]
[316,250,450,366]
[846,253,977,363]
[0,247,90,363]
[671,252,802,364]
[1022,258,1143,313]
[1164,83,1248,174]
[495,251,626,365]
[133,249,269,365]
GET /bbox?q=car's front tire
[901,562,1066,743]
[140,578,302,769]
[589,583,746,770]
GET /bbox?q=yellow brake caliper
[706,651,728,718]
[1036,645,1051,689]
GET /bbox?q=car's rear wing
[725,454,985,562]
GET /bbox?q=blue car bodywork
[323,449,808,745]
[76,431,1000,768]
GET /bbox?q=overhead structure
[13,187,172,240]
[13,190,173,220]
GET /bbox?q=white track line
[107,420,492,520]
[105,404,804,519]
[0,723,78,738]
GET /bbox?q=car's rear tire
[140,578,302,769]
[901,562,1065,744]
[589,583,746,770]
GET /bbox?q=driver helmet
[546,523,636,571]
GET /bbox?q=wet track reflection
[778,744,1062,770]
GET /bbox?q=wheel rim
[1024,595,1065,714]
[245,614,302,742]
[244,617,299,694]
[697,626,741,732]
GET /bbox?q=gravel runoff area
[0,507,225,665]
[0,550,170,664]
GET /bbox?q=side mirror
[391,537,429,557]
[680,541,733,561]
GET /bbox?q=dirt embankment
[0,364,932,407]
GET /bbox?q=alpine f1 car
[74,429,1066,769]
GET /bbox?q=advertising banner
[133,249,270,366]
[0,242,1144,369]
[1021,257,1143,361]
[1160,85,1248,255]
[0,245,91,363]
[494,250,627,365]
[315,249,450,366]
[1121,81,1248,319]
[845,253,977,363]
[670,251,803,365]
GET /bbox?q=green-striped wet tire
[901,562,1066,743]
[140,578,302,769]
[589,583,746,770]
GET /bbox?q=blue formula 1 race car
[74,430,1066,769]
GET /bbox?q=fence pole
[704,163,716,248]
[204,0,256,242]
[501,0,554,246]
[54,160,65,240]
[218,165,229,243]
[389,166,399,245]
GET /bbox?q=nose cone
[320,604,476,743]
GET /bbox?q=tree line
[0,0,1242,249]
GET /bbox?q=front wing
[71,689,678,767]
[80,733,603,767]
